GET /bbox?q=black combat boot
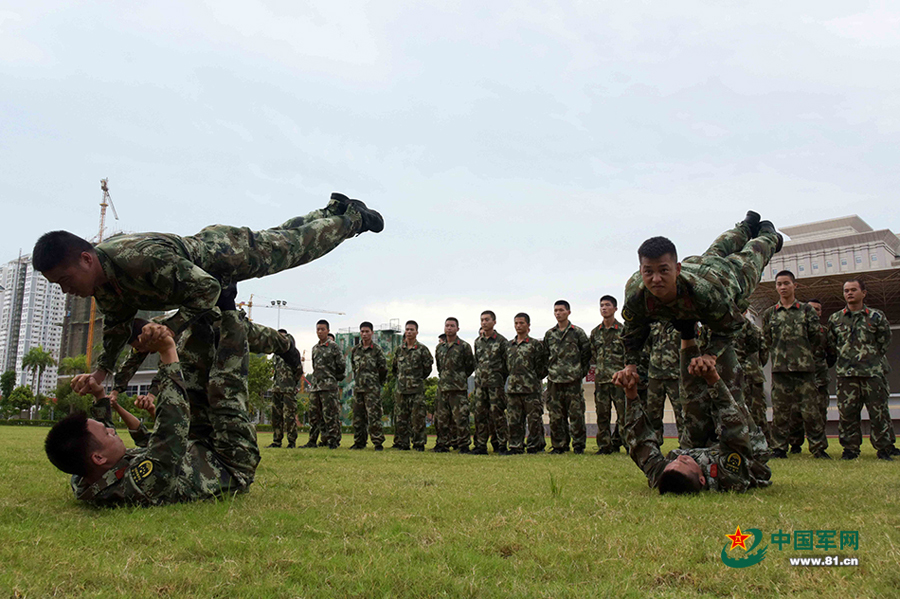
[790,444,802,454]
[771,449,788,459]
[742,210,762,237]
[758,220,784,252]
[346,199,384,234]
[812,451,831,459]
[266,442,281,448]
[876,450,893,461]
[840,449,858,460]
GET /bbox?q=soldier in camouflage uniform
[268,332,304,448]
[34,192,382,391]
[310,320,345,449]
[472,311,510,454]
[617,213,780,449]
[391,320,434,451]
[46,308,262,506]
[623,341,772,494]
[350,322,388,450]
[435,319,475,453]
[507,313,549,454]
[590,295,627,454]
[304,371,323,447]
[735,314,770,444]
[647,321,684,446]
[827,279,896,460]
[807,300,831,444]
[761,270,828,458]
[544,300,592,454]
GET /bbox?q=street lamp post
[271,300,286,328]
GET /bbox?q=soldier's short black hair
[807,298,822,305]
[845,278,866,291]
[600,295,618,308]
[658,469,702,495]
[32,231,95,272]
[317,320,330,330]
[638,236,677,262]
[328,333,335,340]
[439,333,447,340]
[554,300,570,311]
[405,320,418,330]
[775,270,795,282]
[445,317,459,326]
[278,328,288,334]
[45,412,96,477]
[359,321,373,331]
[514,312,530,324]
[481,310,496,322]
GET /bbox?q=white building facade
[0,255,66,396]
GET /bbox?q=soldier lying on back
[622,339,772,494]
[33,193,383,390]
[614,212,781,449]
[44,305,260,506]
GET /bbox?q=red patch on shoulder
[709,464,718,478]
[115,467,127,480]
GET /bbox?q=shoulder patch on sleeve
[622,306,635,322]
[723,452,742,474]
[130,460,154,484]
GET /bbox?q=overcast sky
[2,1,899,369]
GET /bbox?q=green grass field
[2,427,898,598]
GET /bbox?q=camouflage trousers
[394,391,426,450]
[647,378,683,446]
[473,386,509,452]
[816,384,830,439]
[352,390,385,448]
[182,206,361,289]
[434,389,471,450]
[547,381,586,452]
[271,390,297,445]
[745,381,771,445]
[205,310,260,487]
[771,372,827,454]
[507,392,545,452]
[680,346,748,449]
[837,376,893,454]
[594,382,625,451]
[179,313,289,440]
[310,389,341,447]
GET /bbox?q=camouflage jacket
[350,342,388,393]
[589,320,625,385]
[762,301,822,373]
[310,340,345,392]
[544,323,591,383]
[620,263,748,364]
[474,331,509,388]
[506,336,549,394]
[71,362,245,506]
[648,321,680,380]
[92,233,223,374]
[435,338,475,392]
[736,319,768,385]
[392,342,434,393]
[625,378,770,492]
[273,354,303,394]
[827,305,892,378]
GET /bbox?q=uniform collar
[600,320,620,330]
[842,305,869,315]
[514,336,531,344]
[94,247,123,296]
[775,301,800,311]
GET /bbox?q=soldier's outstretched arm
[622,381,667,487]
[113,349,151,394]
[96,306,139,377]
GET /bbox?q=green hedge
[0,419,56,427]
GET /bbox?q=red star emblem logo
[726,526,751,551]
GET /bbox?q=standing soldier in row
[434,318,475,453]
[310,320,345,449]
[647,321,683,445]
[507,313,549,454]
[591,296,626,454]
[268,330,304,449]
[545,300,592,454]
[762,271,828,459]
[392,321,434,451]
[350,322,388,451]
[827,279,896,460]
[472,311,510,455]
[736,314,770,444]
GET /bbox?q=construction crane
[237,293,345,323]
[85,179,119,370]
